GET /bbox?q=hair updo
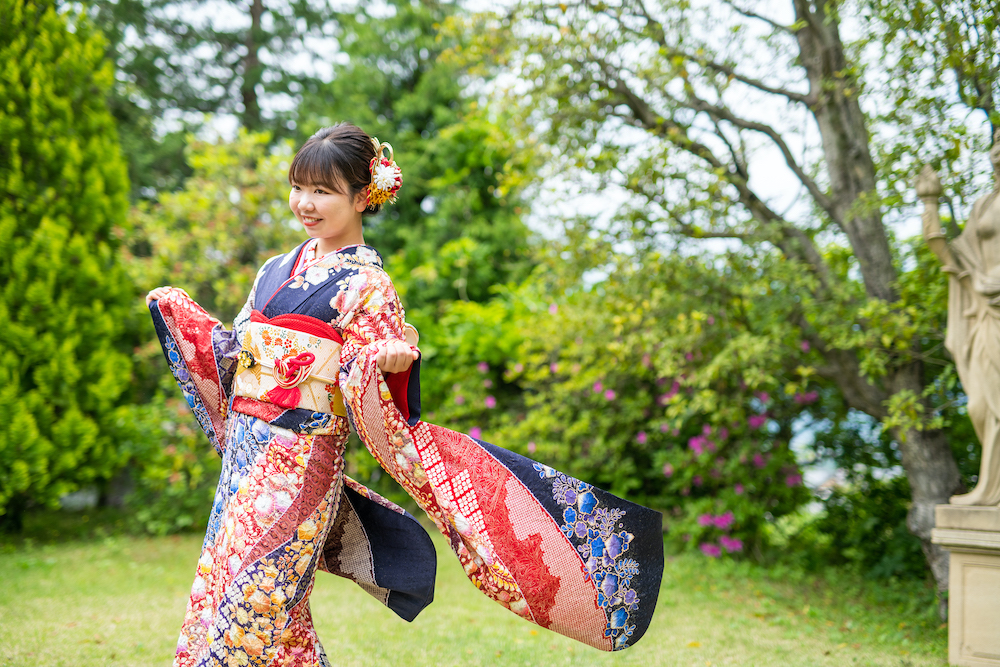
[288,123,382,215]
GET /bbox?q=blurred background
[1,0,998,614]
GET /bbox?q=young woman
[147,123,663,667]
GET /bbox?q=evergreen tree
[89,0,341,197]
[0,0,135,528]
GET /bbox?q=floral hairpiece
[368,138,402,207]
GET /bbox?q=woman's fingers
[145,286,173,306]
[377,340,418,373]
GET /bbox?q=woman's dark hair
[288,123,380,214]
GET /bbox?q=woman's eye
[315,189,327,194]
[291,185,300,191]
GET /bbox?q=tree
[0,0,135,528]
[465,0,999,605]
[88,0,341,195]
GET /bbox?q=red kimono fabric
[150,243,663,667]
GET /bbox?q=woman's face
[288,179,367,246]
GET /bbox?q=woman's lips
[301,216,322,227]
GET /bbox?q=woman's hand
[146,286,186,306]
[377,339,419,373]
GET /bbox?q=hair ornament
[368,138,402,207]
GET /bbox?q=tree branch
[720,0,795,35]
[674,90,840,225]
[599,66,834,292]
[601,0,814,106]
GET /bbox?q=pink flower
[454,395,465,405]
[785,473,803,487]
[636,431,648,444]
[713,511,735,530]
[700,543,722,558]
[604,389,616,401]
[697,514,713,527]
[593,381,603,393]
[703,424,712,435]
[477,362,489,373]
[753,453,766,468]
[484,396,497,409]
[755,391,770,404]
[688,436,706,456]
[734,483,744,495]
[470,427,482,439]
[685,352,694,361]
[672,428,680,436]
[800,340,810,352]
[550,363,559,373]
[660,423,670,433]
[718,427,729,441]
[748,414,767,429]
[720,535,743,553]
[527,441,537,454]
[548,303,558,314]
[641,354,651,367]
[692,475,703,487]
[707,315,715,325]
[794,391,819,405]
[514,363,524,373]
[483,379,493,388]
[662,463,674,477]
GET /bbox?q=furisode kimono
[150,242,664,667]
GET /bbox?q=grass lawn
[0,529,946,666]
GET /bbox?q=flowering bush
[423,238,815,557]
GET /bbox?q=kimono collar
[308,243,384,272]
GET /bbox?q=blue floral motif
[162,336,218,452]
[532,462,639,650]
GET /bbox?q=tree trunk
[241,0,264,130]
[792,0,964,603]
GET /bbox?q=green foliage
[89,0,343,195]
[296,0,535,314]
[111,392,220,535]
[777,476,928,581]
[126,129,297,324]
[0,0,135,527]
[421,226,815,557]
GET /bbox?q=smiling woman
[145,122,664,666]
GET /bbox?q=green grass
[0,529,947,666]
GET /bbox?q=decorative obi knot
[273,352,316,389]
[234,311,347,415]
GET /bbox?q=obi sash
[233,311,348,415]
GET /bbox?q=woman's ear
[354,188,369,213]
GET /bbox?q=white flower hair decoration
[367,138,402,207]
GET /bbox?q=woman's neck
[315,230,365,257]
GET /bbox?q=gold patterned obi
[234,311,348,416]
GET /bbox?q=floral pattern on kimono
[151,242,664,667]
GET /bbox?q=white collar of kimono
[295,239,383,274]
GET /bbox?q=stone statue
[918,129,1000,506]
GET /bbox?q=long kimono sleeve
[338,269,664,652]
[148,272,263,457]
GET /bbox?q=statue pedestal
[932,505,1000,666]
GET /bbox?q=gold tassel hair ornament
[367,138,402,207]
